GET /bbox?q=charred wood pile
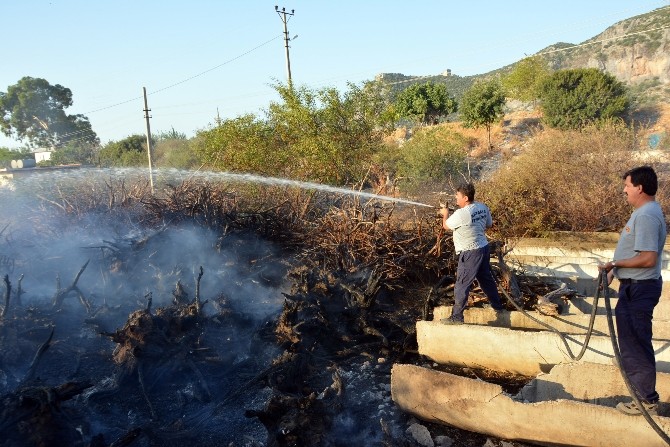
[0,178,569,447]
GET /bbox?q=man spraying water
[438,182,505,324]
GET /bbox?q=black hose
[600,271,670,445]
[498,283,599,361]
[432,263,670,441]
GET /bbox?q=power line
[81,34,282,116]
[150,34,282,95]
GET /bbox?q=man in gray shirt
[439,182,504,324]
[599,166,667,416]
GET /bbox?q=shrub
[153,138,200,169]
[478,122,654,237]
[384,126,469,189]
[539,68,629,130]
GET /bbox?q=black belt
[618,277,661,284]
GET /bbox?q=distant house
[33,149,52,163]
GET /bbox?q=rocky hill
[379,6,670,106]
[540,6,670,105]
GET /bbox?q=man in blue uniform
[599,166,667,416]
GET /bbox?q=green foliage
[502,56,551,102]
[49,141,98,166]
[0,146,31,167]
[539,68,629,130]
[98,135,148,167]
[193,114,278,174]
[153,138,200,169]
[478,123,639,237]
[394,82,457,125]
[155,127,188,141]
[378,73,476,103]
[195,81,395,185]
[393,126,468,184]
[459,78,506,148]
[266,81,394,184]
[0,77,98,148]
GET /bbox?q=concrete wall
[506,232,670,298]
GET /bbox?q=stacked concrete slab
[505,231,670,298]
[390,233,670,445]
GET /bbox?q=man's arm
[439,207,452,231]
[601,251,658,271]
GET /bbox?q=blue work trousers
[615,279,662,403]
[451,244,503,321]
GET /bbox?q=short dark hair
[624,166,658,196]
[456,182,475,202]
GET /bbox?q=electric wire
[66,4,670,123]
[6,5,669,148]
[80,34,282,116]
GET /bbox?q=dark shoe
[616,400,658,416]
[440,317,464,325]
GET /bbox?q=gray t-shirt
[613,200,667,280]
[446,202,492,253]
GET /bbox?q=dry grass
[477,122,666,237]
[42,179,454,288]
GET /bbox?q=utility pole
[142,87,155,194]
[275,5,294,86]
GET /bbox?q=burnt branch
[195,266,203,313]
[15,273,23,307]
[52,260,91,313]
[1,274,10,319]
[24,326,55,382]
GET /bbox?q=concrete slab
[391,363,670,447]
[416,321,670,376]
[504,233,670,299]
[518,362,670,414]
[535,275,670,301]
[432,306,670,340]
[565,296,670,320]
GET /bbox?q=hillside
[374,5,670,190]
[540,6,670,106]
[378,6,670,106]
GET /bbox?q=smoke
[1,167,418,446]
[1,168,289,319]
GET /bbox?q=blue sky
[1,0,668,149]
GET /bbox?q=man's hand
[597,261,616,272]
[596,262,615,289]
[439,207,449,218]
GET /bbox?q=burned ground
[0,170,542,447]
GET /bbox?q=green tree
[394,82,458,125]
[154,138,199,169]
[539,68,629,130]
[49,141,99,166]
[395,126,468,184]
[0,77,99,148]
[98,135,148,167]
[193,114,278,174]
[459,78,506,149]
[502,56,551,102]
[155,127,188,141]
[266,80,395,183]
[195,81,395,184]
